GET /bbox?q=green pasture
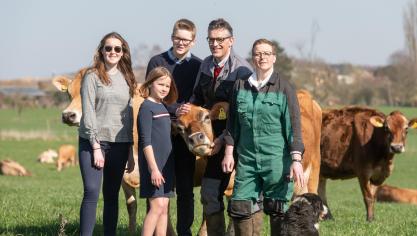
[1,107,417,235]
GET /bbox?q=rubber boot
[232,214,263,236]
[206,211,226,236]
[252,211,264,235]
[270,214,284,236]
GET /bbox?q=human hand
[290,161,304,188]
[151,169,165,188]
[176,103,191,117]
[222,153,234,173]
[93,149,105,169]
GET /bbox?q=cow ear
[210,102,229,121]
[52,76,71,92]
[408,118,417,129]
[369,116,385,128]
[354,113,379,146]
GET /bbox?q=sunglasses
[104,45,123,53]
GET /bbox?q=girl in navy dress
[138,66,178,236]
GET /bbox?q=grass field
[1,107,417,235]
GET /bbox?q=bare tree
[401,0,417,103]
[404,0,417,64]
[132,44,163,68]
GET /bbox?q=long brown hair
[139,67,178,105]
[90,32,137,97]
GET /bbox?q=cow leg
[358,177,377,221]
[166,202,177,236]
[318,176,333,220]
[121,181,137,234]
[307,158,320,194]
[57,160,62,172]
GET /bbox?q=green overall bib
[231,88,294,210]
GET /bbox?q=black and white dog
[281,193,328,236]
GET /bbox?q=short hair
[208,18,233,36]
[251,38,277,56]
[139,67,178,105]
[172,18,197,39]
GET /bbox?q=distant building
[0,87,46,97]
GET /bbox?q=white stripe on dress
[153,113,170,118]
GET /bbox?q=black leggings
[78,137,129,236]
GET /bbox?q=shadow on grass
[0,223,141,236]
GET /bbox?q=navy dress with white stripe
[138,99,174,198]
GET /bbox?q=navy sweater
[146,50,202,115]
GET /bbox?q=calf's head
[52,68,87,126]
[175,102,229,157]
[366,111,417,153]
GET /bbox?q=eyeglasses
[104,45,123,53]
[172,36,193,46]
[206,36,232,45]
[253,51,274,58]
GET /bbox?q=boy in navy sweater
[146,18,202,236]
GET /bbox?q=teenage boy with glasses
[145,18,201,236]
[177,18,254,236]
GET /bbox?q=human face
[149,76,171,102]
[207,28,234,62]
[101,38,123,68]
[171,29,195,58]
[252,43,276,73]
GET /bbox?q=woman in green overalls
[222,39,305,236]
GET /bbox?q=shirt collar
[248,69,274,90]
[168,48,192,64]
[213,51,231,68]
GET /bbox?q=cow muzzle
[188,132,212,156]
[390,143,405,153]
[62,111,79,126]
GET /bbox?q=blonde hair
[139,67,178,105]
[172,18,197,39]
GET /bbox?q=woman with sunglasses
[78,32,137,235]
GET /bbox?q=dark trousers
[173,135,196,236]
[201,120,232,215]
[78,137,129,236]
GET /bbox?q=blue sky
[0,0,412,79]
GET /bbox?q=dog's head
[292,193,328,222]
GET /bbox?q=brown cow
[174,102,235,235]
[56,144,77,171]
[0,159,32,176]
[319,106,417,221]
[376,184,417,205]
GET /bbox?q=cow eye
[177,125,185,133]
[203,114,211,123]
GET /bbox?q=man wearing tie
[178,18,253,236]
